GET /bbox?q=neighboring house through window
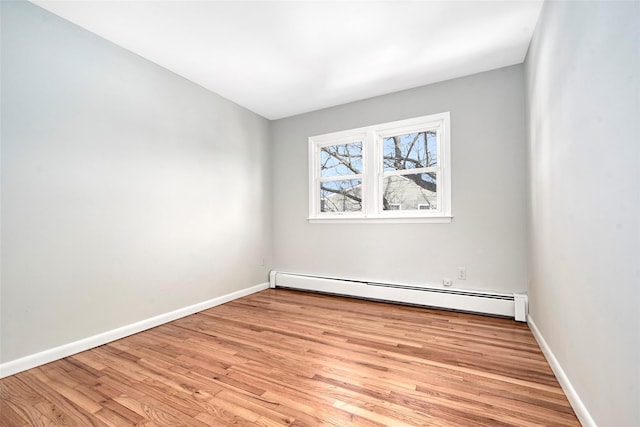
[309,112,451,223]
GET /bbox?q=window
[318,140,363,213]
[309,112,451,222]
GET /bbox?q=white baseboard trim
[528,316,596,427]
[0,282,269,379]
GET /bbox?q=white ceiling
[31,1,543,120]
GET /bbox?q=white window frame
[309,132,367,218]
[309,112,452,223]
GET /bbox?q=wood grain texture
[0,289,579,426]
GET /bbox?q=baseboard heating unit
[269,271,527,321]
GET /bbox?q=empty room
[1,0,638,426]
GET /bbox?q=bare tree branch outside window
[320,142,363,212]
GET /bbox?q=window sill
[308,215,453,224]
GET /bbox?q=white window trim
[308,112,452,223]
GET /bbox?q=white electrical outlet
[443,278,453,287]
[458,266,467,280]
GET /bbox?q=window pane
[383,131,437,172]
[320,179,362,212]
[320,142,363,177]
[382,173,437,211]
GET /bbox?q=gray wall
[271,66,529,293]
[525,2,639,425]
[1,1,271,363]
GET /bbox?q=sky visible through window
[318,132,436,179]
[320,142,362,177]
[383,131,437,172]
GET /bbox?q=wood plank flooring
[0,289,580,426]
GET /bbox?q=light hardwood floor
[0,289,580,426]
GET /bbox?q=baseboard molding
[0,282,269,379]
[528,316,596,427]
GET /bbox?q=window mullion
[362,130,377,217]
